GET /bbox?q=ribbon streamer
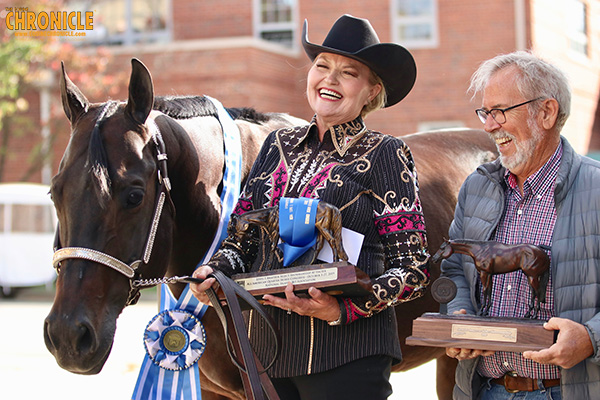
[278,197,319,266]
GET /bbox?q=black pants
[271,355,393,400]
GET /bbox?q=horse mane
[153,95,270,123]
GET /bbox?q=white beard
[492,117,543,171]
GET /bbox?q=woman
[191,14,429,400]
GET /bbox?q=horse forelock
[86,101,120,208]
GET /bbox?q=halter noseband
[52,115,173,306]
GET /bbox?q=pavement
[0,286,437,399]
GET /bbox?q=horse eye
[126,189,144,208]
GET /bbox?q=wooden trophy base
[220,261,372,302]
[406,313,556,352]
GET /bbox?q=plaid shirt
[477,142,563,379]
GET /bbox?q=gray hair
[469,51,571,132]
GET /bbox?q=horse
[432,239,551,318]
[44,58,305,400]
[228,200,349,269]
[43,57,498,400]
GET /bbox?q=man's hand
[522,317,593,369]
[445,309,495,360]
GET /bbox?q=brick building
[1,0,599,183]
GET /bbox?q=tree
[0,34,42,181]
[0,0,126,182]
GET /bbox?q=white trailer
[0,183,57,297]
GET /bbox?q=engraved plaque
[235,267,338,292]
[218,261,373,302]
[451,324,517,343]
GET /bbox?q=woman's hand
[262,282,341,323]
[189,265,216,306]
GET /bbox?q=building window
[69,0,171,46]
[254,0,297,49]
[0,204,55,234]
[566,0,588,56]
[391,0,438,49]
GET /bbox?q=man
[441,51,600,399]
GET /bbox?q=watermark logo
[3,6,93,38]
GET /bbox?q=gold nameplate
[451,324,517,343]
[235,267,338,291]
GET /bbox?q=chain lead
[133,276,198,288]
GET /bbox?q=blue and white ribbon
[278,197,320,266]
[132,96,242,400]
[144,309,206,371]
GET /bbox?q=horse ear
[125,58,154,126]
[60,61,89,124]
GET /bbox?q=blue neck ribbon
[132,96,242,400]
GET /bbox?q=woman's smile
[307,52,380,134]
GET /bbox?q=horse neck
[449,241,478,259]
[152,113,225,277]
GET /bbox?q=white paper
[316,227,364,265]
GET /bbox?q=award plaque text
[219,261,373,302]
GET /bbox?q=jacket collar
[554,136,581,204]
[303,115,368,157]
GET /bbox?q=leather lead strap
[207,270,281,400]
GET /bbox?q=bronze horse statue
[432,239,551,318]
[229,200,349,269]
[44,58,498,399]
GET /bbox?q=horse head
[44,59,174,374]
[431,240,452,263]
[231,208,280,250]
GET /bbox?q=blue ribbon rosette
[144,309,206,371]
[278,197,320,266]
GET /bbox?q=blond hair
[362,71,386,117]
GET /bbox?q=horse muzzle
[43,305,115,375]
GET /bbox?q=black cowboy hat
[302,14,417,108]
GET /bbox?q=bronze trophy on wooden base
[406,240,556,352]
[218,198,372,303]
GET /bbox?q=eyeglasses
[475,97,543,124]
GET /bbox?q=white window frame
[390,0,439,49]
[253,0,298,50]
[566,0,589,57]
[69,0,172,46]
